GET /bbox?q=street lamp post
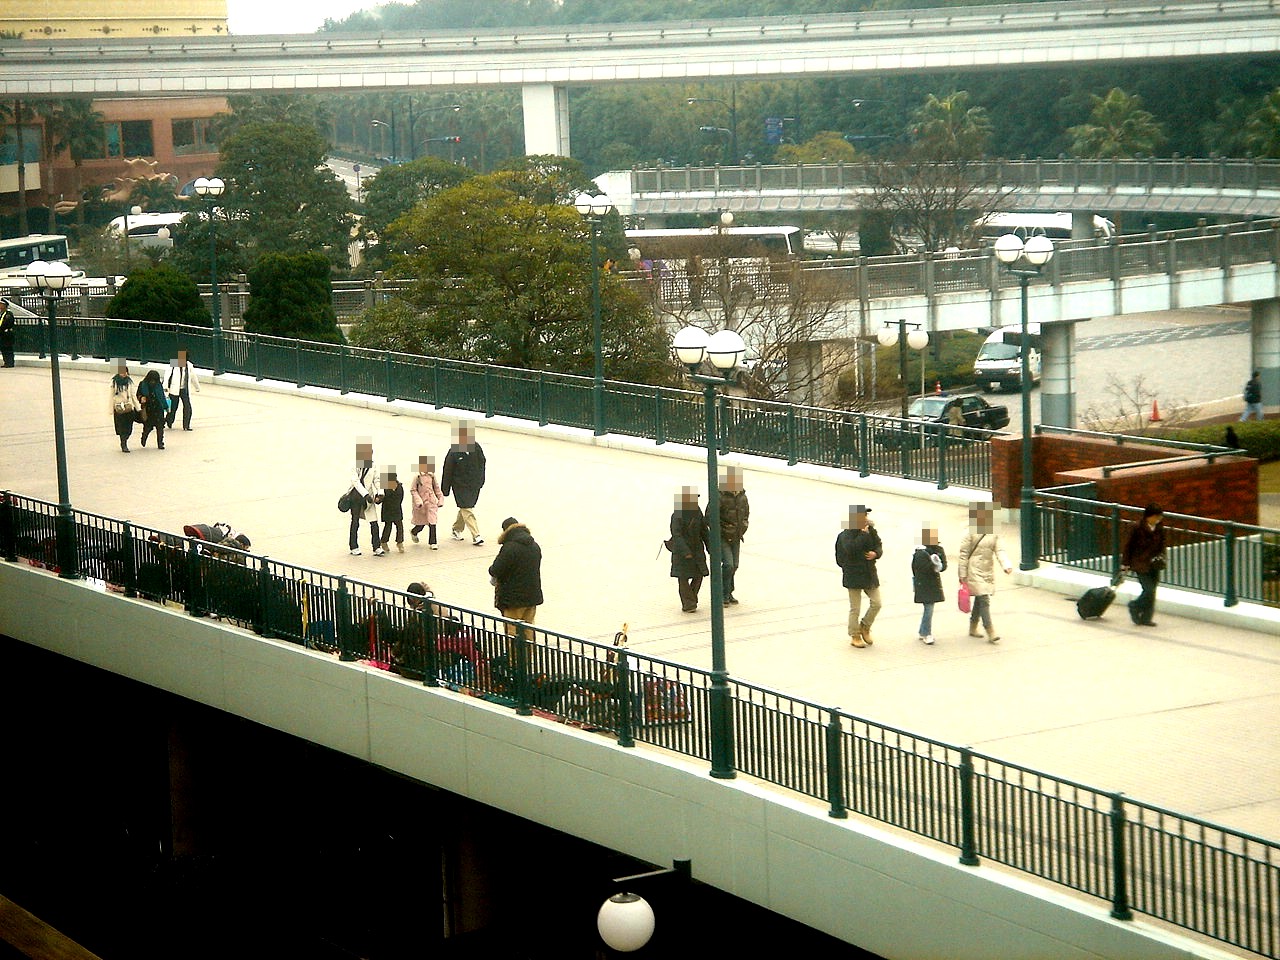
[994,232,1055,571]
[409,103,462,161]
[370,116,396,161]
[574,192,613,437]
[686,91,737,163]
[714,209,735,330]
[193,177,225,376]
[26,259,78,579]
[877,319,929,418]
[673,324,746,780]
[122,203,141,271]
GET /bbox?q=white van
[974,324,1041,392]
[106,211,186,249]
[975,212,1115,243]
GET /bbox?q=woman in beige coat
[957,504,1012,642]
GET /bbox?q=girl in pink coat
[409,455,445,549]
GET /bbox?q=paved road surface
[2,362,1277,842]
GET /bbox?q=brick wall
[991,434,1259,524]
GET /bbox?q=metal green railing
[3,488,1278,958]
[11,317,991,490]
[1035,493,1280,608]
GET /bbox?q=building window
[100,120,154,158]
[0,125,41,164]
[172,118,217,156]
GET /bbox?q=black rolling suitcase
[1076,576,1122,620]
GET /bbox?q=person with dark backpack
[1241,371,1263,422]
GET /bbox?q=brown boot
[859,622,874,646]
[969,619,982,638]
[849,633,867,648]
[986,626,1000,644]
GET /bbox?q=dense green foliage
[242,252,344,344]
[350,169,674,384]
[105,263,211,327]
[1157,422,1280,464]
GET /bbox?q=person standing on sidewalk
[136,369,168,450]
[1122,504,1166,627]
[912,524,947,645]
[378,470,406,553]
[441,422,486,546]
[0,298,16,368]
[1241,371,1264,422]
[346,440,383,556]
[109,362,140,452]
[164,350,201,431]
[957,503,1011,643]
[668,486,710,613]
[717,465,750,606]
[835,505,882,648]
[409,455,444,549]
[489,517,543,638]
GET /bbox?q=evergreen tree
[242,252,344,344]
[105,263,211,327]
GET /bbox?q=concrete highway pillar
[1040,320,1077,428]
[521,84,571,157]
[1251,298,1280,415]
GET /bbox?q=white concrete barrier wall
[0,561,1239,960]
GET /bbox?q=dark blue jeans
[720,539,741,597]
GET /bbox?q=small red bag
[957,582,972,614]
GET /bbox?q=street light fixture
[574,192,613,437]
[192,176,225,376]
[672,324,746,780]
[686,92,737,163]
[994,231,1055,571]
[25,259,78,579]
[122,203,142,271]
[877,319,930,418]
[408,103,462,161]
[370,117,396,162]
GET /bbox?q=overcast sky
[226,0,384,35]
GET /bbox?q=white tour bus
[0,233,74,281]
[106,211,186,249]
[624,225,801,260]
[975,212,1115,243]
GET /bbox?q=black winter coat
[669,508,710,579]
[441,443,486,508]
[835,525,883,589]
[911,544,947,604]
[718,489,750,544]
[488,523,543,609]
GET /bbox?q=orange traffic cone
[1150,399,1162,422]
[935,380,943,395]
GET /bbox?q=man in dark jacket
[718,465,750,606]
[441,422,487,545]
[1122,504,1166,627]
[835,504,883,648]
[488,517,543,637]
[0,298,16,368]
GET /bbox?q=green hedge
[1154,420,1280,463]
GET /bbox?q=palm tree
[1067,87,1166,159]
[1,99,35,234]
[36,98,106,230]
[1243,88,1280,158]
[909,91,992,162]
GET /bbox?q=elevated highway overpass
[2,0,1277,157]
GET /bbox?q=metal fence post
[253,333,263,382]
[185,541,204,618]
[858,416,870,477]
[421,603,439,687]
[121,520,137,598]
[959,748,980,866]
[385,351,395,402]
[294,339,303,388]
[1109,793,1134,921]
[339,344,348,395]
[936,426,949,490]
[655,390,666,445]
[825,709,847,819]
[512,634,533,716]
[432,357,443,410]
[718,393,730,456]
[484,367,494,418]
[1224,521,1238,607]
[786,405,798,466]
[614,649,635,748]
[0,491,16,562]
[537,370,547,426]
[255,555,271,637]
[1110,505,1124,583]
[336,577,356,661]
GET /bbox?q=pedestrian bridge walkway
[1,362,1277,959]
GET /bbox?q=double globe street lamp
[26,259,78,579]
[993,232,1055,572]
[672,324,746,780]
[574,192,614,437]
[192,176,225,375]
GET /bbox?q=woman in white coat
[347,441,384,556]
[957,503,1012,643]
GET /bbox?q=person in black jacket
[441,422,487,546]
[137,369,168,450]
[1122,504,1166,627]
[0,298,16,368]
[488,517,543,638]
[835,504,883,648]
[717,465,750,606]
[911,525,947,646]
[669,486,711,613]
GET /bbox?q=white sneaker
[451,531,464,541]
[473,537,484,546]
[410,532,419,544]
[922,634,935,645]
[430,543,439,551]
[373,547,385,556]
[349,549,362,556]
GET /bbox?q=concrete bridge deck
[2,360,1277,845]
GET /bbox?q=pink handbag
[957,582,972,614]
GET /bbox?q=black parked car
[875,394,1009,449]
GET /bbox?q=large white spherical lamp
[706,328,746,371]
[673,325,710,367]
[597,892,656,952]
[1023,233,1055,266]
[993,233,1025,265]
